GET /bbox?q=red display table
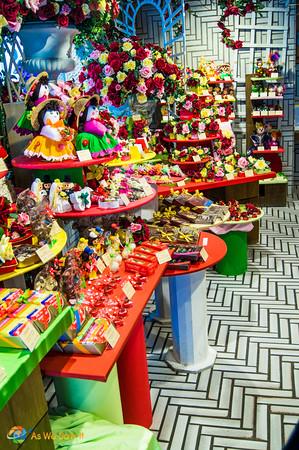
[12,155,114,170]
[157,171,276,196]
[41,261,168,428]
[162,232,227,372]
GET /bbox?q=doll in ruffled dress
[24,99,76,162]
[14,72,50,136]
[74,95,121,159]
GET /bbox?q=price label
[96,258,106,274]
[36,244,54,264]
[103,324,120,348]
[140,178,153,196]
[260,92,267,98]
[198,133,207,140]
[251,92,259,98]
[132,114,142,121]
[122,281,135,300]
[271,72,279,78]
[19,322,40,351]
[224,76,231,81]
[156,249,172,264]
[77,150,92,162]
[200,247,209,262]
[253,111,260,116]
[226,173,234,180]
[245,169,254,178]
[271,146,278,151]
[202,90,209,96]
[257,146,264,151]
[209,77,216,82]
[0,158,7,172]
[202,237,209,247]
[50,221,61,238]
[101,252,111,267]
[120,193,130,206]
[215,95,222,101]
[193,155,201,162]
[177,180,186,187]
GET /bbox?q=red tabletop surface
[252,114,284,119]
[12,155,114,170]
[164,231,227,277]
[169,157,210,166]
[0,170,8,179]
[41,261,168,381]
[157,171,276,196]
[252,148,284,155]
[54,191,157,218]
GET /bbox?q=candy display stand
[162,232,227,372]
[214,210,264,276]
[0,307,73,449]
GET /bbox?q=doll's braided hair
[78,97,98,132]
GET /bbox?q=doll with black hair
[73,95,121,159]
[24,99,76,162]
[14,72,50,136]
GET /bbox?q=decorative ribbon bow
[79,191,90,206]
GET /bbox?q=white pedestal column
[165,270,216,372]
[151,278,171,324]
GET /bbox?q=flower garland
[217,0,265,49]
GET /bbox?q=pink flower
[139,66,152,79]
[218,106,226,116]
[115,84,122,91]
[89,50,100,59]
[238,157,249,169]
[182,123,190,134]
[185,100,193,111]
[25,0,41,13]
[102,96,112,105]
[103,65,114,76]
[7,20,21,32]
[144,48,152,58]
[216,168,224,177]
[137,84,147,94]
[198,122,206,132]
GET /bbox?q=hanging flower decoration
[1,0,119,35]
[217,0,265,49]
[79,38,182,107]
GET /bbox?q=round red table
[161,232,227,372]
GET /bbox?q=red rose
[153,77,164,90]
[228,6,240,15]
[155,58,166,72]
[1,0,19,21]
[108,93,121,107]
[108,52,119,64]
[119,51,129,63]
[223,28,230,37]
[135,47,147,60]
[123,72,138,90]
[145,78,155,94]
[19,4,29,16]
[78,72,86,83]
[57,14,69,27]
[93,43,106,52]
[111,0,119,18]
[191,121,199,129]
[244,2,255,13]
[95,79,103,91]
[234,40,243,49]
[109,58,122,72]
[88,62,102,78]
[110,41,120,51]
[38,3,56,20]
[70,6,85,24]
[118,125,128,139]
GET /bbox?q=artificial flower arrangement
[78,38,182,107]
[163,119,220,141]
[118,116,150,140]
[1,0,119,35]
[218,199,261,221]
[177,93,216,120]
[170,146,211,163]
[254,52,283,78]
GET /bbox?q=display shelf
[163,135,219,144]
[252,148,284,155]
[157,171,276,196]
[214,98,236,103]
[0,307,72,411]
[164,231,227,277]
[41,262,168,382]
[12,154,115,170]
[250,95,283,100]
[169,157,211,166]
[0,226,67,282]
[224,209,264,225]
[104,152,156,167]
[54,191,157,218]
[207,79,234,84]
[251,76,283,82]
[252,114,283,119]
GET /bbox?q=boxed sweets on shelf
[0,288,66,350]
[218,200,261,221]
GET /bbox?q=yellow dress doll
[24,99,76,162]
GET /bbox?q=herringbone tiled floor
[144,194,299,450]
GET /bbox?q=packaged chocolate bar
[63,317,109,355]
[177,211,198,223]
[0,317,40,349]
[11,303,57,332]
[173,245,203,262]
[186,195,213,208]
